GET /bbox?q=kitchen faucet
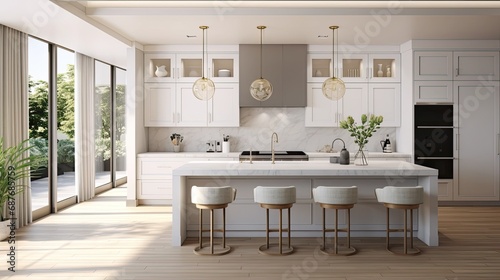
[271,132,279,164]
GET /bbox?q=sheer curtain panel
[0,25,31,227]
[75,53,96,202]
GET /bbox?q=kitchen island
[172,161,438,246]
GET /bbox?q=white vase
[222,142,230,153]
[386,67,391,77]
[173,145,181,152]
[155,65,168,77]
[377,64,384,77]
[0,220,11,241]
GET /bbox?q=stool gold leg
[210,209,214,255]
[322,208,326,250]
[199,209,203,249]
[410,208,414,249]
[266,209,270,249]
[279,208,283,255]
[386,207,390,251]
[288,208,291,250]
[347,208,351,249]
[223,207,226,249]
[404,208,408,255]
[335,208,339,254]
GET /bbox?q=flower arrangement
[170,133,183,146]
[340,114,383,165]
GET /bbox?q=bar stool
[191,186,237,255]
[375,186,424,255]
[313,186,358,256]
[254,186,296,255]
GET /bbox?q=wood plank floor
[1,185,499,279]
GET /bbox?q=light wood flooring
[1,185,500,280]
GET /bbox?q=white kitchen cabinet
[414,51,500,81]
[368,83,401,127]
[437,179,454,201]
[414,81,453,104]
[145,83,239,127]
[454,81,500,201]
[307,53,333,83]
[144,53,176,83]
[305,83,341,127]
[454,51,500,81]
[414,51,454,81]
[208,53,239,83]
[306,82,400,127]
[368,53,400,82]
[144,83,176,126]
[137,154,239,204]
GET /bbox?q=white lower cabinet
[137,155,239,204]
[438,179,454,201]
[144,83,239,127]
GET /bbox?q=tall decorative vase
[386,66,391,77]
[377,64,384,77]
[354,147,368,166]
[173,145,181,152]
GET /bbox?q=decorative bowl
[218,69,231,77]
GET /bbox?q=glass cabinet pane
[149,58,172,78]
[181,58,202,78]
[342,58,363,78]
[212,58,234,77]
[312,58,331,77]
[373,58,395,78]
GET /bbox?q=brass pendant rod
[330,26,338,78]
[257,26,266,79]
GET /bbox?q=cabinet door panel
[144,83,176,126]
[283,45,307,106]
[209,83,239,127]
[454,52,500,81]
[369,83,400,127]
[341,83,368,121]
[305,83,338,127]
[455,81,500,200]
[414,81,453,104]
[176,84,207,126]
[414,51,453,80]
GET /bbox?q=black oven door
[414,158,453,179]
[414,127,454,158]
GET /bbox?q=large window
[28,36,126,219]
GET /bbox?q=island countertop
[172,160,437,177]
[172,160,438,247]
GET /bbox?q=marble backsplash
[149,108,396,153]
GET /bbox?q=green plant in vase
[340,114,383,165]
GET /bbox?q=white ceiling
[2,1,500,68]
[58,1,500,46]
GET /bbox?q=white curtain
[0,25,31,227]
[75,53,96,202]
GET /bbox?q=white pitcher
[155,65,168,77]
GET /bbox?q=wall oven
[414,105,454,179]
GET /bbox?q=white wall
[148,108,396,153]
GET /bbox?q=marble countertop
[138,151,411,158]
[172,160,437,177]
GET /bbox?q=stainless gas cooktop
[239,151,308,161]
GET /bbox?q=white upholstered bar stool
[254,186,296,255]
[191,186,237,255]
[313,186,358,256]
[375,186,424,255]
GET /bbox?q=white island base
[172,161,438,247]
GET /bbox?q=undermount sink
[239,151,308,161]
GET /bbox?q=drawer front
[137,159,186,179]
[137,180,172,199]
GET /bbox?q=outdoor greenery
[28,64,126,165]
[0,138,46,221]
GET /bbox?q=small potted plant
[340,114,383,165]
[0,138,45,240]
[170,133,184,152]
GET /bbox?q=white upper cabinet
[340,83,369,122]
[414,51,454,80]
[144,83,176,126]
[414,51,499,81]
[305,83,340,127]
[208,83,239,127]
[454,52,500,81]
[175,84,208,126]
[368,83,401,127]
[208,53,239,83]
[308,52,400,83]
[414,81,453,104]
[144,53,176,83]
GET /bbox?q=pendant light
[250,26,273,101]
[322,26,345,101]
[193,26,215,100]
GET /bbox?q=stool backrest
[191,186,237,205]
[254,186,296,204]
[313,186,358,204]
[375,186,424,205]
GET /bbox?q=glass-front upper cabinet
[176,54,202,83]
[307,54,333,83]
[208,53,238,82]
[144,53,175,82]
[338,53,400,83]
[368,53,400,82]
